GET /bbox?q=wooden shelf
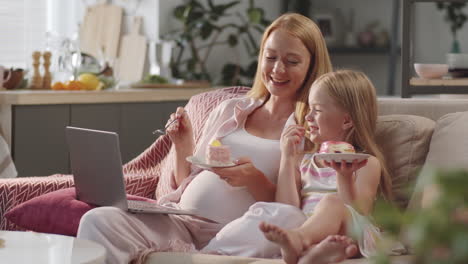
[408,77,468,95]
[409,0,466,3]
[410,77,468,86]
[401,0,468,97]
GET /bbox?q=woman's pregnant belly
[179,170,256,224]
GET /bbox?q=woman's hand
[167,107,195,187]
[166,107,194,147]
[212,157,258,187]
[212,157,275,201]
[280,125,305,161]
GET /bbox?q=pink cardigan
[159,96,294,205]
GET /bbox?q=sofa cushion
[407,111,468,210]
[423,111,468,169]
[375,115,435,208]
[5,187,153,236]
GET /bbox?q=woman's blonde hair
[313,70,393,200]
[247,13,332,127]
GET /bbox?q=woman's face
[261,29,311,100]
[305,85,351,144]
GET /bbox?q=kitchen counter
[0,87,214,145]
[0,87,215,105]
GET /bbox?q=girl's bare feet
[298,235,358,264]
[259,221,304,264]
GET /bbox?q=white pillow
[201,202,306,258]
[408,111,468,210]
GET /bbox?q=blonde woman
[259,70,393,263]
[77,13,332,264]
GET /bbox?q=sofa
[1,86,468,264]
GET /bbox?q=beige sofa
[2,87,468,264]
[144,97,468,264]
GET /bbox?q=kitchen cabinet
[12,102,185,177]
[401,0,468,98]
[0,88,213,177]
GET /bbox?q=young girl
[259,70,394,263]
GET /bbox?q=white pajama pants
[202,202,307,258]
[77,207,222,264]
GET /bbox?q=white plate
[315,153,370,163]
[186,155,236,169]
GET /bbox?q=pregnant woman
[77,13,332,264]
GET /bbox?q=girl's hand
[280,125,305,158]
[166,107,194,147]
[324,159,368,179]
[212,157,260,188]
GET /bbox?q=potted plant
[372,168,468,264]
[436,2,467,53]
[164,0,270,86]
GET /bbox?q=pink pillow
[5,188,154,236]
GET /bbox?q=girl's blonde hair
[248,13,332,127]
[313,70,393,200]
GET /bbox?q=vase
[451,38,461,54]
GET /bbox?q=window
[0,0,48,69]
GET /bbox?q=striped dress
[300,153,338,216]
[299,153,406,257]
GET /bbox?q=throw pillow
[375,115,435,209]
[423,111,468,169]
[5,187,153,236]
[407,111,468,209]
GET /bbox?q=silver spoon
[152,117,179,135]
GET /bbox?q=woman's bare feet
[259,221,304,264]
[298,235,358,264]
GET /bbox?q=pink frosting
[206,145,231,165]
[319,141,355,154]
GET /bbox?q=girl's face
[261,29,311,100]
[305,85,352,144]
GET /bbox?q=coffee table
[0,231,105,263]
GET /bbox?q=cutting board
[80,3,122,60]
[117,16,147,82]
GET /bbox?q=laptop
[65,126,209,219]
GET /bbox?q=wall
[414,3,468,63]
[306,0,400,96]
[159,0,396,95]
[48,0,468,96]
[49,0,160,41]
[159,0,282,84]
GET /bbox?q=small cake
[319,141,355,154]
[206,139,231,165]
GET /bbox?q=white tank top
[179,127,280,224]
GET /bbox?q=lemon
[210,139,222,147]
[78,73,100,90]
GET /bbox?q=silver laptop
[65,126,203,217]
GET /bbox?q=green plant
[372,169,468,264]
[164,0,270,86]
[436,2,467,53]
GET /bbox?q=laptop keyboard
[127,200,219,223]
